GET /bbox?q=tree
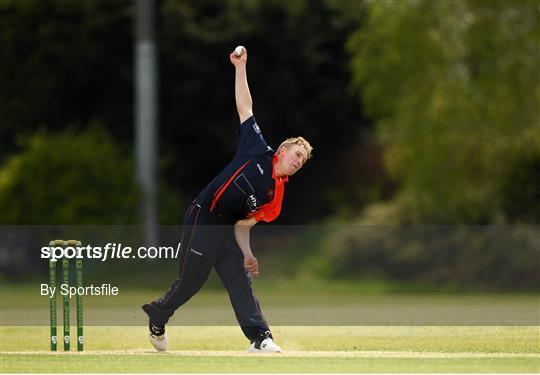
[348,0,540,223]
[0,0,133,160]
[0,126,183,224]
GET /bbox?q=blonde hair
[277,137,313,160]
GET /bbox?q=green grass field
[1,326,539,373]
[1,285,539,372]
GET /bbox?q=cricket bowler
[142,46,313,353]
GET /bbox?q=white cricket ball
[234,46,245,57]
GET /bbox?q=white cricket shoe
[149,324,167,351]
[248,331,282,353]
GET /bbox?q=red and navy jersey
[197,116,287,223]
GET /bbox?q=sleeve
[236,116,273,155]
[248,209,266,223]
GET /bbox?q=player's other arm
[234,216,259,276]
[229,47,253,123]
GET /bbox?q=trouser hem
[142,302,174,327]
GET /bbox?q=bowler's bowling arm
[234,59,253,123]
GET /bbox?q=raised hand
[230,46,247,68]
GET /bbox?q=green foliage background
[0,127,182,224]
[0,0,538,289]
[348,0,540,224]
[302,0,540,290]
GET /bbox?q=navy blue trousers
[142,201,271,341]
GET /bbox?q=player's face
[278,145,307,176]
